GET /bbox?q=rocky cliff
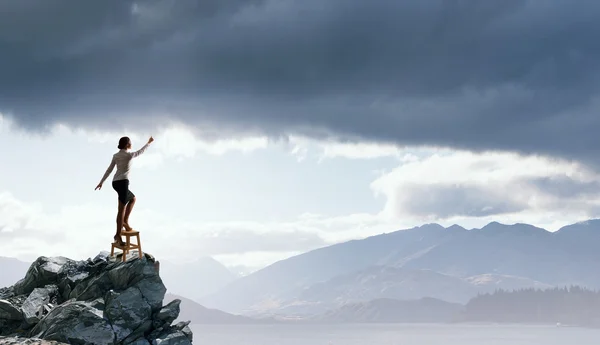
[0,252,193,345]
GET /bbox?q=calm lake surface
[191,323,600,345]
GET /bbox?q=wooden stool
[110,230,143,262]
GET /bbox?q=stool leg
[137,234,143,259]
[110,244,115,257]
[125,235,131,261]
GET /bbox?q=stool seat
[110,229,144,262]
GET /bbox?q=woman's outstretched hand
[95,183,102,190]
[148,136,154,144]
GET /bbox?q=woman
[95,135,154,245]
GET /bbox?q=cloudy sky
[2,0,600,270]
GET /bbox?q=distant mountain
[274,266,550,316]
[202,223,459,312]
[227,265,257,277]
[313,297,463,323]
[163,293,267,324]
[0,257,31,289]
[159,257,238,301]
[202,220,600,314]
[294,266,476,310]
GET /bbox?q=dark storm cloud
[2,0,600,160]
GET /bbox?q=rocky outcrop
[0,337,68,345]
[0,252,193,345]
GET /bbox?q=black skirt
[112,179,135,205]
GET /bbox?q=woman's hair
[118,136,130,150]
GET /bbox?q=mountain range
[163,293,264,324]
[159,257,239,301]
[200,219,600,315]
[4,219,600,321]
[0,257,31,289]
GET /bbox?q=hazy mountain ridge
[202,219,600,314]
[163,293,267,324]
[300,266,551,304]
[271,266,551,316]
[146,257,237,302]
[0,257,32,290]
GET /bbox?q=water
[190,323,600,345]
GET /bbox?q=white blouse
[100,143,151,184]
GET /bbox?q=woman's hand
[148,136,154,144]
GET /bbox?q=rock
[0,252,192,344]
[154,300,181,327]
[93,251,111,263]
[134,276,166,312]
[29,300,115,345]
[121,320,152,345]
[0,336,69,344]
[105,287,152,343]
[171,321,190,330]
[170,322,192,342]
[88,297,105,311]
[13,257,73,296]
[68,272,112,302]
[0,300,22,321]
[180,326,192,343]
[107,259,155,291]
[21,286,59,325]
[127,338,152,345]
[151,330,192,345]
[0,320,22,337]
[0,288,13,300]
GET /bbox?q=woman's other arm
[95,156,116,190]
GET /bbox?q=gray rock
[151,330,192,345]
[0,288,13,300]
[13,257,73,296]
[121,320,152,345]
[134,276,166,312]
[94,251,111,263]
[56,281,70,303]
[154,300,181,327]
[170,322,192,342]
[107,259,154,291]
[29,300,115,345]
[68,271,112,301]
[180,326,192,343]
[57,260,91,287]
[21,286,59,325]
[0,252,191,345]
[171,321,190,330]
[88,297,105,311]
[0,319,22,337]
[0,300,22,321]
[105,287,152,343]
[126,338,152,345]
[0,336,69,344]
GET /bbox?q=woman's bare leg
[115,201,127,244]
[123,197,136,231]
